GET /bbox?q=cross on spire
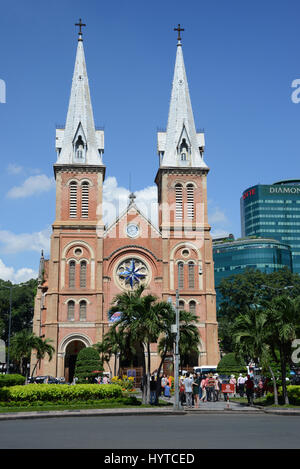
[174,24,184,43]
[75,18,86,41]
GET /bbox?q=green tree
[31,337,55,378]
[232,308,279,404]
[74,347,103,383]
[10,330,37,376]
[110,286,175,404]
[266,295,300,405]
[0,279,37,343]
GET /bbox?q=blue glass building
[240,180,300,273]
[213,237,293,310]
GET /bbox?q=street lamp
[168,290,180,411]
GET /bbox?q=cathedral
[31,24,219,382]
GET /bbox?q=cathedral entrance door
[64,340,85,383]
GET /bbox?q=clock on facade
[126,223,139,238]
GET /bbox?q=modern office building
[241,180,300,273]
[213,237,293,310]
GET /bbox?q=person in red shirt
[245,375,254,406]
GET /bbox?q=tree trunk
[280,344,289,405]
[268,365,278,405]
[146,342,151,405]
[141,346,147,405]
[155,344,168,404]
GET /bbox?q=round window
[74,248,83,256]
[116,258,150,291]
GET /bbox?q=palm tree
[10,330,36,376]
[31,336,55,378]
[266,295,300,405]
[110,285,175,404]
[157,308,200,402]
[232,307,279,405]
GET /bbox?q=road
[0,414,299,449]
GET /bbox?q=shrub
[0,384,122,403]
[74,347,103,383]
[217,353,247,375]
[0,374,26,388]
[266,385,300,406]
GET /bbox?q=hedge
[266,385,300,406]
[0,384,123,403]
[0,374,26,388]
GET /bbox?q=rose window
[116,258,149,290]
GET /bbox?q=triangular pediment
[104,202,161,239]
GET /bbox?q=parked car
[34,376,58,384]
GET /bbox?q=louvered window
[79,300,87,321]
[80,261,87,288]
[189,300,196,314]
[175,184,183,220]
[81,182,89,218]
[178,262,184,289]
[67,301,75,321]
[187,184,194,220]
[69,182,78,218]
[188,262,195,289]
[69,261,76,288]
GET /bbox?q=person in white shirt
[183,372,194,408]
[237,374,246,397]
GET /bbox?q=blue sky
[1,0,300,281]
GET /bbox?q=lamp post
[169,289,180,411]
[0,285,13,374]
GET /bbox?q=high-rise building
[31,25,219,382]
[213,237,293,310]
[241,180,300,273]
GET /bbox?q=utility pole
[174,288,180,410]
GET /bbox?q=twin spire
[56,22,207,170]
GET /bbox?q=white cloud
[102,177,158,227]
[7,164,23,175]
[0,259,37,283]
[0,227,51,255]
[6,174,55,199]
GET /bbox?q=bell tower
[156,26,219,366]
[38,21,107,378]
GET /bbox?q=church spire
[157,26,207,169]
[55,21,104,167]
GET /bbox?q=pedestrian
[164,382,171,399]
[161,374,167,394]
[230,375,237,397]
[150,375,157,405]
[207,373,216,402]
[183,372,194,408]
[179,379,185,406]
[192,373,201,408]
[237,374,245,397]
[245,375,254,406]
[200,375,207,402]
[214,374,220,401]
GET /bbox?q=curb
[0,408,186,421]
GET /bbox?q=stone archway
[64,340,86,383]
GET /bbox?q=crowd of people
[147,371,266,407]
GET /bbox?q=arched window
[178,261,184,289]
[75,135,85,160]
[188,262,195,289]
[189,300,196,315]
[69,261,76,288]
[80,260,87,288]
[180,139,189,161]
[81,182,89,218]
[179,300,185,311]
[187,184,194,220]
[175,184,183,220]
[79,300,87,321]
[67,300,75,321]
[69,182,78,218]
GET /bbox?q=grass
[231,396,300,408]
[0,397,172,413]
